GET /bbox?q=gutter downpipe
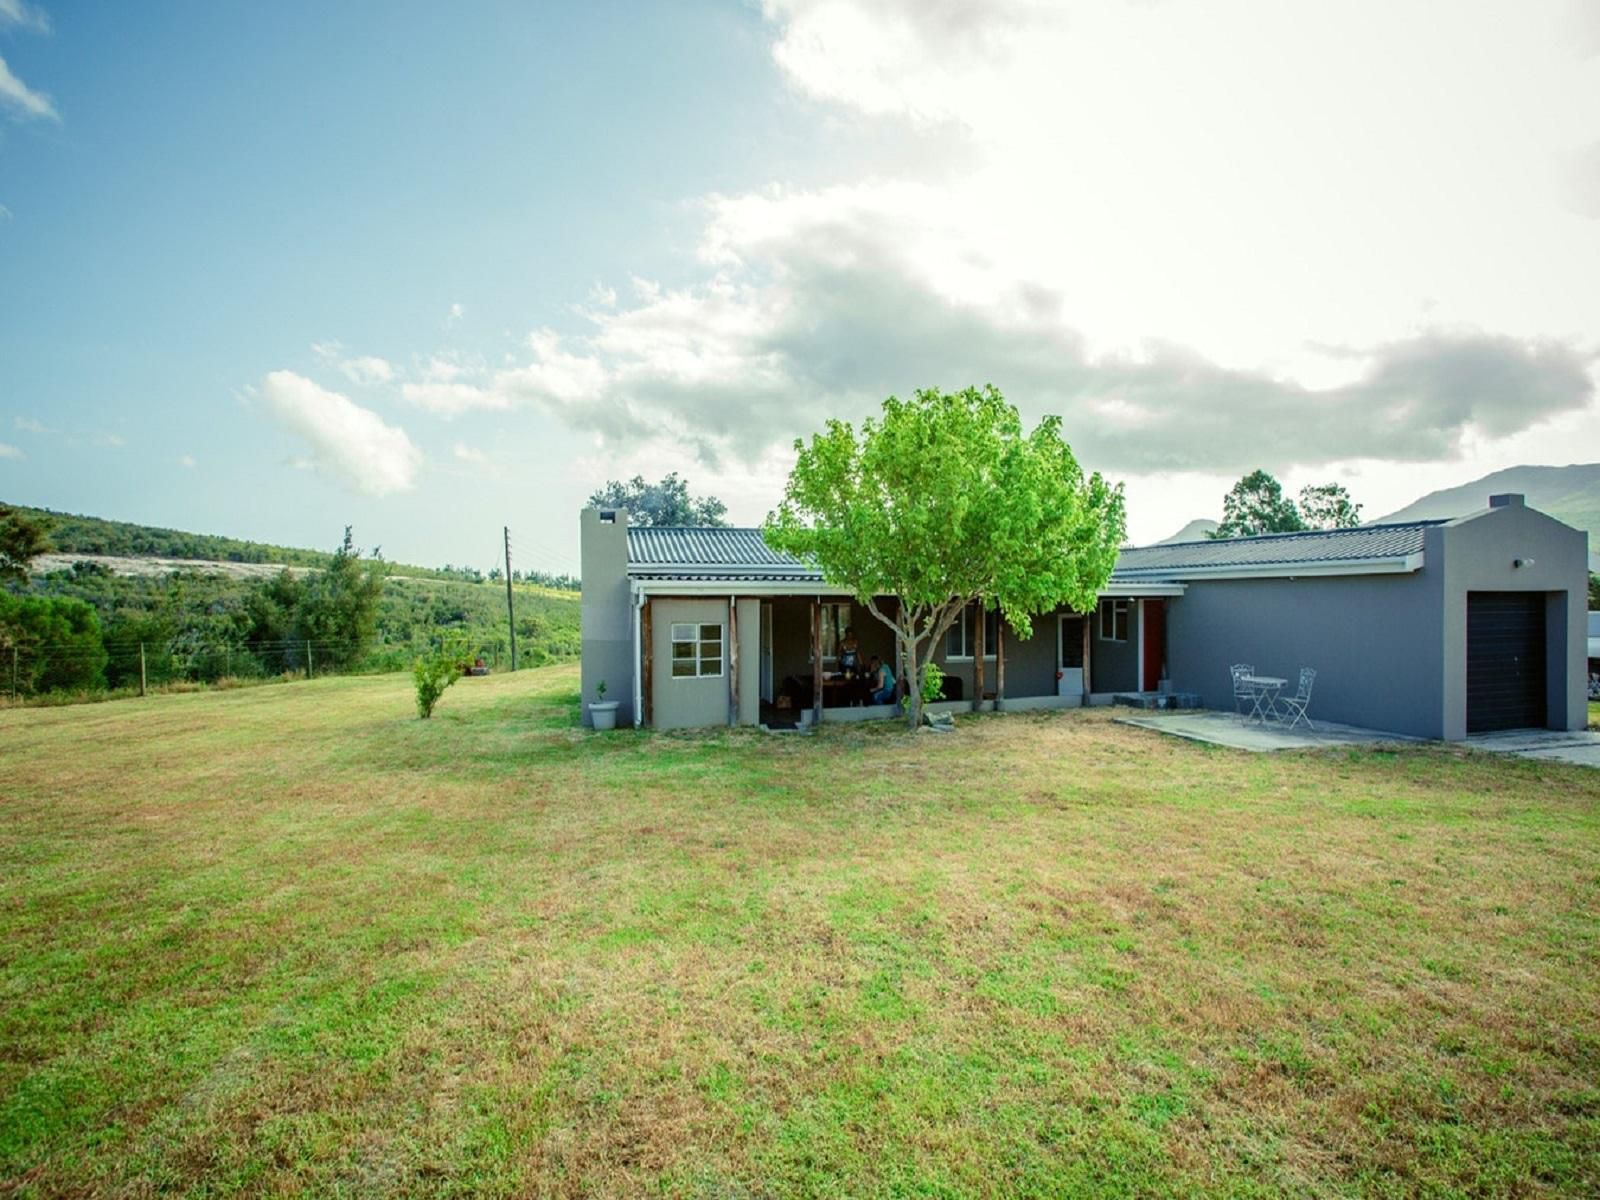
[632,583,644,728]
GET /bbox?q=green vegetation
[2,667,1594,1195]
[6,502,578,589]
[1210,470,1363,538]
[0,504,52,585]
[587,472,729,527]
[413,644,462,718]
[3,519,580,702]
[767,385,1125,727]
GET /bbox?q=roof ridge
[1147,518,1447,550]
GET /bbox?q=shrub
[413,649,461,719]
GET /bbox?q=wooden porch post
[1081,607,1092,702]
[971,604,984,712]
[641,598,654,727]
[811,599,824,726]
[995,618,1005,710]
[728,596,739,727]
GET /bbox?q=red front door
[1141,599,1166,691]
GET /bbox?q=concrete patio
[1114,710,1417,752]
[1116,709,1600,766]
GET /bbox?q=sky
[2,0,1598,576]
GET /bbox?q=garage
[1466,592,1547,733]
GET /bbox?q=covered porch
[632,581,1185,731]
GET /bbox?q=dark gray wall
[1165,571,1444,738]
[999,613,1060,699]
[579,508,634,727]
[1091,602,1141,694]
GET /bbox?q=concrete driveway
[1116,710,1600,767]
[1464,728,1600,767]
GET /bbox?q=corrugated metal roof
[627,526,814,574]
[624,521,1444,583]
[1113,521,1443,577]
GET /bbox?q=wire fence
[0,633,529,703]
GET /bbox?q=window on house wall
[810,602,851,663]
[946,606,1000,659]
[1098,598,1129,642]
[670,622,724,678]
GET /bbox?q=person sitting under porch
[868,655,896,705]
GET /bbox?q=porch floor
[1115,709,1418,752]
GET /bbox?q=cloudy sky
[2,0,1597,574]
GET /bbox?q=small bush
[413,650,461,719]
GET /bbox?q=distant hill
[6,502,579,590]
[1373,463,1599,570]
[1155,518,1219,545]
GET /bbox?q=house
[580,493,1589,740]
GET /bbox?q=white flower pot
[589,701,619,731]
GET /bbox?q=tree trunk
[900,631,921,730]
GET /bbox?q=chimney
[1488,493,1525,509]
[580,507,633,727]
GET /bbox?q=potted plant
[589,679,619,731]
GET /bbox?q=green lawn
[2,667,1597,1197]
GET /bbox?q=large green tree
[0,504,53,585]
[1211,470,1305,538]
[587,473,729,527]
[0,592,107,694]
[765,385,1125,729]
[294,528,386,671]
[1297,482,1363,530]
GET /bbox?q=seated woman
[867,655,896,706]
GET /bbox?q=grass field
[2,667,1597,1197]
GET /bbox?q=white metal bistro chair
[1229,663,1256,721]
[1277,667,1317,731]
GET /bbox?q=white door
[760,602,774,703]
[1057,614,1085,696]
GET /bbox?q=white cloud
[94,431,125,447]
[13,415,52,433]
[0,0,51,33]
[261,370,422,495]
[452,442,487,465]
[311,341,395,386]
[0,441,21,459]
[0,204,12,221]
[178,454,196,468]
[447,302,465,326]
[390,180,1593,473]
[339,355,394,386]
[0,54,57,122]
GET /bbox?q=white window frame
[1098,598,1129,643]
[669,621,725,679]
[946,606,999,661]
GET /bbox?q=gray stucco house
[580,493,1588,741]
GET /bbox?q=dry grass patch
[1,665,1597,1197]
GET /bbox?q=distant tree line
[1209,470,1363,538]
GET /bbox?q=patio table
[1240,674,1287,723]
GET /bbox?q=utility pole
[306,639,314,679]
[139,642,146,697]
[504,526,518,672]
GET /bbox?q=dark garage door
[1466,592,1547,733]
